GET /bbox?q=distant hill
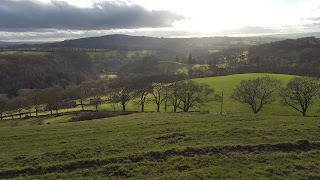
[0,52,96,96]
[266,32,320,39]
[249,36,320,56]
[18,34,278,55]
[204,36,320,77]
[0,41,47,48]
[0,41,15,48]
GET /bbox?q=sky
[0,0,320,41]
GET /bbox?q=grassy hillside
[1,113,320,179]
[1,73,320,179]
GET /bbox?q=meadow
[1,73,320,179]
[0,113,320,179]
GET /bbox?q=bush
[70,111,134,122]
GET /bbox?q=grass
[1,73,320,179]
[0,113,320,179]
[193,73,320,116]
[158,61,189,74]
[0,51,49,56]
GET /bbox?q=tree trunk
[164,101,167,112]
[122,104,126,112]
[157,104,160,112]
[19,113,22,119]
[173,106,177,113]
[35,108,38,117]
[0,113,2,120]
[50,110,53,115]
[302,111,306,117]
[141,102,144,112]
[81,99,84,110]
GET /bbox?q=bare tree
[177,80,214,112]
[0,94,9,120]
[133,76,152,112]
[169,82,182,113]
[18,89,42,116]
[232,76,282,114]
[6,97,28,118]
[40,86,63,115]
[90,84,104,111]
[280,77,320,116]
[108,77,134,112]
[152,83,165,112]
[78,81,98,110]
[162,84,171,112]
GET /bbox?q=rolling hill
[1,73,320,179]
[9,34,277,55]
[193,73,306,115]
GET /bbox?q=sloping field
[193,73,320,116]
[1,73,320,179]
[1,113,320,179]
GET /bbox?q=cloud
[307,17,320,21]
[0,0,184,32]
[224,26,280,34]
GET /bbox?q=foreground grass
[0,112,320,179]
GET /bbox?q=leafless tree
[6,97,28,118]
[280,76,320,116]
[232,76,282,114]
[152,83,165,112]
[177,80,214,112]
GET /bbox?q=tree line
[0,75,214,120]
[1,73,319,120]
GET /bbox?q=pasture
[0,113,320,179]
[1,73,320,179]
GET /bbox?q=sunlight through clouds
[0,0,320,41]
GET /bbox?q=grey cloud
[308,17,320,21]
[0,0,184,31]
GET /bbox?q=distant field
[0,50,49,56]
[158,61,189,74]
[0,49,154,58]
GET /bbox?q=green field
[1,73,320,179]
[193,73,320,116]
[158,61,189,74]
[1,113,320,179]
